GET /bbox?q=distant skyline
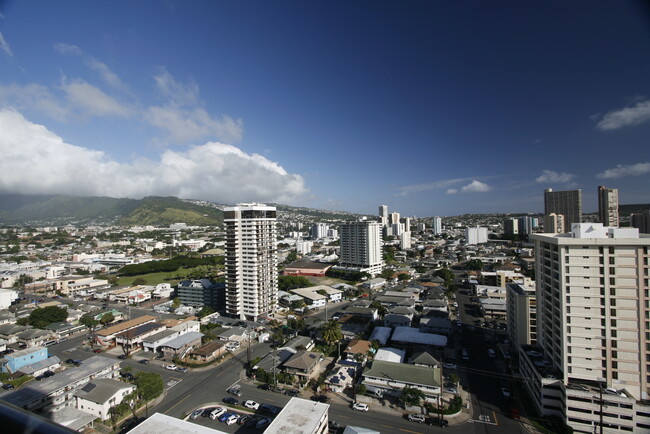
[1,1,649,217]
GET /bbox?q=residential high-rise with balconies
[224,203,278,321]
[598,185,619,227]
[339,220,384,276]
[432,216,442,235]
[526,223,650,433]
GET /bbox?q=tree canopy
[400,386,425,407]
[278,275,313,291]
[321,320,342,346]
[134,372,164,401]
[435,267,455,287]
[100,312,115,325]
[466,259,484,271]
[118,255,224,276]
[28,306,68,329]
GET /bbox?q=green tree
[79,313,99,349]
[399,386,425,407]
[134,372,164,401]
[278,275,313,291]
[100,312,115,325]
[448,373,460,385]
[435,267,455,288]
[320,320,342,346]
[13,274,33,289]
[380,269,394,280]
[108,276,119,286]
[466,259,484,271]
[28,306,68,329]
[132,277,147,286]
[355,384,367,396]
[286,250,298,263]
[172,297,181,309]
[198,305,215,318]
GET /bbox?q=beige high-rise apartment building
[339,220,384,276]
[598,185,619,227]
[224,203,278,321]
[526,223,650,433]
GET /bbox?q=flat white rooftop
[264,397,329,434]
[127,413,227,434]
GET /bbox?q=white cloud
[61,79,131,117]
[446,188,458,195]
[535,170,575,183]
[0,109,306,204]
[597,162,650,179]
[53,42,82,56]
[0,32,13,57]
[595,99,650,131]
[397,177,472,196]
[146,69,243,144]
[85,58,125,90]
[461,180,491,193]
[0,83,69,121]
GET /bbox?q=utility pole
[599,385,603,434]
[246,325,252,368]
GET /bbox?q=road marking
[167,380,180,389]
[399,429,422,434]
[165,393,191,414]
[492,410,499,425]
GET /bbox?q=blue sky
[0,1,649,217]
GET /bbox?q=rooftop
[364,360,441,388]
[1,355,118,408]
[75,378,135,404]
[159,331,203,350]
[264,397,329,434]
[128,412,226,434]
[97,315,156,337]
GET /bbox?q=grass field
[117,272,181,287]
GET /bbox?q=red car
[93,348,102,353]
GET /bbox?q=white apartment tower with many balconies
[224,204,278,321]
[528,223,650,433]
[339,220,384,276]
[432,216,442,235]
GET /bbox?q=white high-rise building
[432,217,442,235]
[525,224,650,433]
[404,217,411,232]
[224,204,278,321]
[379,205,388,223]
[339,220,384,276]
[390,212,400,226]
[598,185,619,227]
[310,223,329,239]
[296,240,313,255]
[400,231,411,249]
[465,226,488,245]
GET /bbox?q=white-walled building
[465,226,488,245]
[339,220,384,276]
[74,378,136,421]
[296,240,314,255]
[527,223,650,433]
[432,216,442,235]
[0,288,18,309]
[224,204,278,321]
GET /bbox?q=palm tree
[321,320,342,346]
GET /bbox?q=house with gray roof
[159,331,203,360]
[282,350,323,383]
[362,360,442,401]
[75,378,135,420]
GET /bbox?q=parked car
[165,364,177,370]
[444,386,457,394]
[237,415,252,425]
[138,359,149,364]
[256,418,272,429]
[218,412,232,422]
[175,367,188,373]
[243,400,260,410]
[118,354,128,360]
[501,387,511,398]
[209,407,227,420]
[426,417,449,427]
[189,409,203,420]
[222,397,238,405]
[2,384,15,390]
[201,407,217,417]
[407,414,425,423]
[258,383,273,391]
[352,402,369,412]
[442,363,457,370]
[225,414,239,425]
[487,348,496,358]
[227,387,242,397]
